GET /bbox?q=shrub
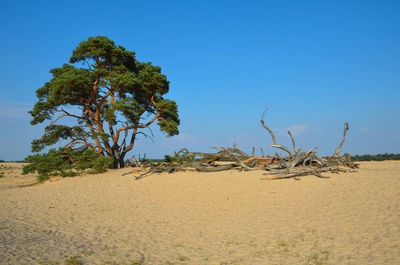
[91,156,114,173]
[23,148,113,182]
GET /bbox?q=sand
[0,161,399,264]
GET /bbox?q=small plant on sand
[177,255,189,261]
[37,260,55,265]
[64,256,84,265]
[305,250,330,265]
[130,258,145,265]
[23,148,113,182]
[0,172,5,178]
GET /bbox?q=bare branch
[261,107,293,156]
[220,147,263,171]
[47,114,69,131]
[136,131,155,145]
[260,107,278,145]
[287,130,299,154]
[261,166,356,180]
[268,144,293,156]
[59,109,84,120]
[333,122,349,157]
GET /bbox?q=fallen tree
[124,107,358,180]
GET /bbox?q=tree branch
[46,114,69,131]
[113,112,161,146]
[333,122,349,157]
[59,109,84,120]
[219,147,262,171]
[261,107,293,156]
[287,130,300,154]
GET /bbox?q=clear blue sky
[1,0,399,160]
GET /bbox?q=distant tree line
[0,159,25,163]
[2,153,400,165]
[351,153,400,161]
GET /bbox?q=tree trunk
[112,152,126,168]
[112,158,119,169]
[118,154,125,168]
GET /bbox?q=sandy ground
[0,161,399,265]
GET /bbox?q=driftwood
[261,166,357,180]
[123,107,358,180]
[258,107,358,180]
[122,148,239,179]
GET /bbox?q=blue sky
[1,0,399,160]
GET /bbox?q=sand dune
[0,161,399,264]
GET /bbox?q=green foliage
[92,156,114,173]
[351,153,400,161]
[23,148,113,182]
[74,149,101,170]
[23,148,74,182]
[29,36,180,168]
[0,172,5,178]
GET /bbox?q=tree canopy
[30,36,180,168]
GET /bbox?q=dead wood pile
[124,108,358,180]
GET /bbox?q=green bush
[91,156,114,173]
[23,148,113,182]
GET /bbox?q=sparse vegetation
[37,257,147,265]
[130,256,145,265]
[64,256,84,265]
[0,164,14,170]
[306,250,330,265]
[177,255,189,261]
[37,256,84,265]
